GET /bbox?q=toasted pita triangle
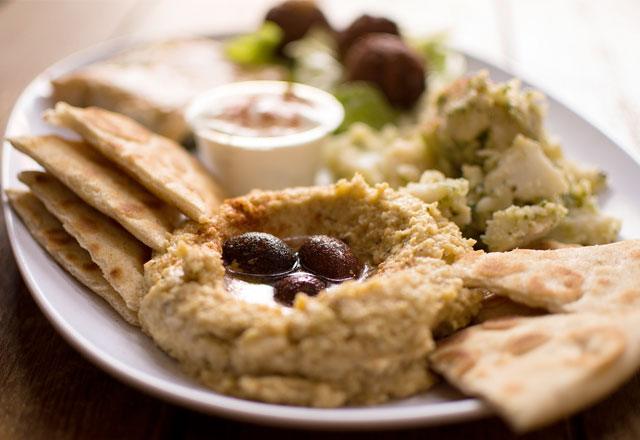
[430,312,640,432]
[474,292,545,324]
[20,171,149,312]
[7,190,138,325]
[8,135,178,250]
[45,102,225,222]
[454,240,640,313]
[51,38,286,141]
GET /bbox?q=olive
[344,33,426,108]
[298,235,362,281]
[265,0,331,49]
[222,232,297,276]
[274,272,327,306]
[337,14,400,59]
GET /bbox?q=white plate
[3,37,640,430]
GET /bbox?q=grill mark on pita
[87,242,101,253]
[118,202,146,218]
[78,215,99,231]
[527,267,583,303]
[502,382,524,396]
[569,328,626,373]
[595,277,611,287]
[506,332,550,356]
[431,348,476,377]
[621,290,640,305]
[45,228,74,245]
[551,266,583,290]
[481,317,521,330]
[477,258,526,278]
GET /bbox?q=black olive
[337,14,400,59]
[274,272,327,306]
[298,235,362,281]
[222,232,297,276]
[265,0,331,49]
[344,33,426,108]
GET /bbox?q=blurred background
[1,0,638,153]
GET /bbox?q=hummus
[140,176,480,406]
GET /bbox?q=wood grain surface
[1,1,639,438]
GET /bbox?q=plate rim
[3,34,635,430]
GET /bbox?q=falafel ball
[337,14,400,59]
[265,0,331,48]
[345,33,426,108]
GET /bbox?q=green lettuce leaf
[333,82,397,132]
[225,22,283,65]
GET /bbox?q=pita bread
[474,292,545,324]
[20,171,149,312]
[528,239,582,250]
[453,240,640,313]
[8,135,178,250]
[6,189,138,325]
[45,102,225,222]
[51,38,285,141]
[430,312,640,432]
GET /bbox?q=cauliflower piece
[560,159,608,196]
[422,72,617,249]
[324,123,434,187]
[484,135,568,202]
[425,70,547,173]
[482,202,568,251]
[547,198,621,245]
[324,70,619,251]
[402,170,471,227]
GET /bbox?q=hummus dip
[140,176,480,406]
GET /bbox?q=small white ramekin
[186,81,344,196]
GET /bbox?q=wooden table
[1,1,639,438]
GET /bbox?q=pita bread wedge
[6,189,138,325]
[474,292,545,324]
[528,239,582,250]
[8,135,178,250]
[454,240,640,313]
[45,102,225,222]
[430,312,640,432]
[51,38,285,141]
[20,171,150,312]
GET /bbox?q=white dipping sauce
[197,91,319,138]
[187,81,344,196]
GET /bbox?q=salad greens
[225,23,463,133]
[285,29,342,91]
[332,83,398,132]
[225,22,284,66]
